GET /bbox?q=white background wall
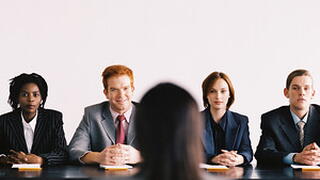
[1,1,320,159]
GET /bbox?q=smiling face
[104,75,134,114]
[18,83,42,118]
[284,75,315,113]
[207,78,230,111]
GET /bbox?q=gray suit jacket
[68,101,138,162]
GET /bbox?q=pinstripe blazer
[0,108,68,165]
[68,101,138,163]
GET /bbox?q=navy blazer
[0,108,68,165]
[255,104,320,166]
[202,108,253,165]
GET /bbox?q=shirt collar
[210,110,227,131]
[290,110,308,125]
[21,110,38,131]
[109,104,132,123]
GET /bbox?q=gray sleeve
[68,108,92,162]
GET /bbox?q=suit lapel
[202,109,215,155]
[304,105,319,146]
[279,107,301,149]
[31,109,47,153]
[127,105,136,145]
[101,103,116,144]
[9,110,28,152]
[225,111,240,150]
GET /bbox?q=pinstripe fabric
[0,108,68,165]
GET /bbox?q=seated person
[255,69,320,166]
[201,72,253,166]
[68,65,141,165]
[132,83,212,180]
[0,73,68,165]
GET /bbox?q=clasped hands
[98,144,141,165]
[0,150,43,164]
[294,142,320,165]
[211,149,244,167]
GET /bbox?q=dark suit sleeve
[237,118,253,166]
[254,114,288,166]
[38,112,68,165]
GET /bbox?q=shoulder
[40,108,62,116]
[84,101,109,113]
[311,104,320,112]
[229,111,248,120]
[261,106,289,119]
[200,108,211,121]
[0,110,16,119]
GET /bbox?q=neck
[210,107,226,123]
[290,106,309,119]
[23,111,36,123]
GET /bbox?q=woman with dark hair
[0,73,68,165]
[131,82,209,180]
[202,72,253,166]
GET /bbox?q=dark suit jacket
[255,104,320,166]
[0,108,68,165]
[202,108,253,165]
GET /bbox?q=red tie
[116,115,126,144]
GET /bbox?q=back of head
[135,83,202,180]
[8,73,48,110]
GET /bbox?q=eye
[20,92,28,97]
[33,92,40,97]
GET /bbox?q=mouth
[297,98,306,102]
[214,101,223,104]
[26,105,36,109]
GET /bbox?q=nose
[216,92,221,98]
[27,95,35,102]
[299,88,306,96]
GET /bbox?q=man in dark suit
[0,73,68,166]
[68,65,141,165]
[255,69,320,166]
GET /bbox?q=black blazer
[255,104,320,166]
[0,108,68,165]
[202,108,253,166]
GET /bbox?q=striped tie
[297,121,305,147]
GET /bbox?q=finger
[221,149,229,153]
[8,155,22,164]
[313,143,320,150]
[9,150,19,156]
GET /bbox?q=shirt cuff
[283,153,297,165]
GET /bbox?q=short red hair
[102,65,134,89]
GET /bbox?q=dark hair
[8,73,48,110]
[202,71,235,109]
[136,83,202,180]
[102,65,134,90]
[286,69,312,89]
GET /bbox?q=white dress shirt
[21,111,38,153]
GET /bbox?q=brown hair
[202,71,235,109]
[286,69,313,89]
[136,83,202,180]
[102,65,134,89]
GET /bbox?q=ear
[311,89,316,99]
[284,88,289,98]
[103,89,109,99]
